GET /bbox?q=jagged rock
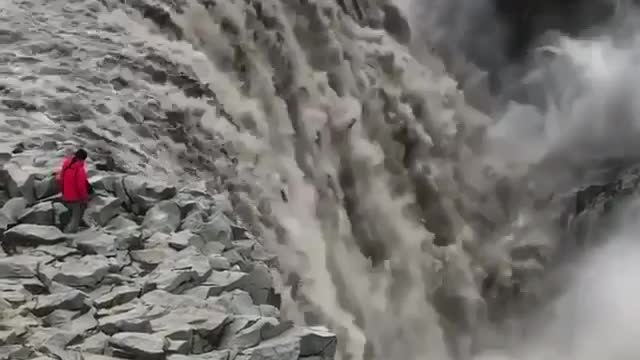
[29,244,79,260]
[103,216,142,250]
[167,351,231,360]
[166,339,189,354]
[181,210,232,252]
[222,249,244,269]
[130,247,177,267]
[208,290,280,318]
[233,327,336,360]
[141,200,181,237]
[197,270,249,298]
[209,255,231,271]
[52,202,70,228]
[0,213,11,234]
[97,304,154,335]
[74,230,117,256]
[168,230,204,251]
[92,285,140,309]
[64,310,99,335]
[33,176,58,201]
[48,255,110,288]
[84,195,123,227]
[41,308,97,338]
[0,345,33,359]
[108,332,167,359]
[0,328,20,347]
[239,263,278,306]
[144,246,211,293]
[0,278,36,305]
[68,331,110,354]
[18,201,55,226]
[248,245,277,267]
[234,335,300,360]
[200,212,233,249]
[43,309,78,327]
[145,232,172,248]
[82,354,125,360]
[140,289,204,309]
[0,254,53,278]
[3,224,67,247]
[2,197,28,223]
[149,306,229,353]
[105,175,177,214]
[1,162,37,202]
[292,326,337,358]
[31,289,88,316]
[219,316,291,350]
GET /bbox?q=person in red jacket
[57,149,90,233]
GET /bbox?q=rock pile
[0,151,336,360]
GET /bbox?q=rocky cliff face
[0,0,629,359]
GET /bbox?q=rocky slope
[0,145,336,359]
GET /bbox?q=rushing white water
[3,0,640,359]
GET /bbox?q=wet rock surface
[0,144,336,359]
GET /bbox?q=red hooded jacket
[57,157,89,202]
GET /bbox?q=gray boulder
[219,316,291,350]
[49,255,110,288]
[140,289,206,309]
[84,195,123,227]
[43,308,98,336]
[100,175,176,214]
[130,247,177,268]
[2,197,28,223]
[3,224,67,247]
[108,332,167,359]
[97,304,154,335]
[18,201,55,226]
[1,162,37,202]
[29,244,79,260]
[103,215,141,250]
[68,331,109,354]
[141,200,181,238]
[33,175,59,200]
[233,326,337,360]
[144,246,211,293]
[167,351,231,360]
[0,212,12,233]
[181,210,232,252]
[43,309,78,328]
[168,230,204,251]
[209,254,231,271]
[0,345,33,359]
[0,278,40,305]
[198,270,249,298]
[198,263,278,306]
[31,289,89,316]
[0,254,53,278]
[25,327,80,358]
[291,326,337,358]
[149,306,229,353]
[234,335,300,360]
[208,290,260,316]
[74,230,117,256]
[92,284,140,309]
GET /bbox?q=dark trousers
[64,201,87,233]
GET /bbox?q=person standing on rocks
[57,148,91,233]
